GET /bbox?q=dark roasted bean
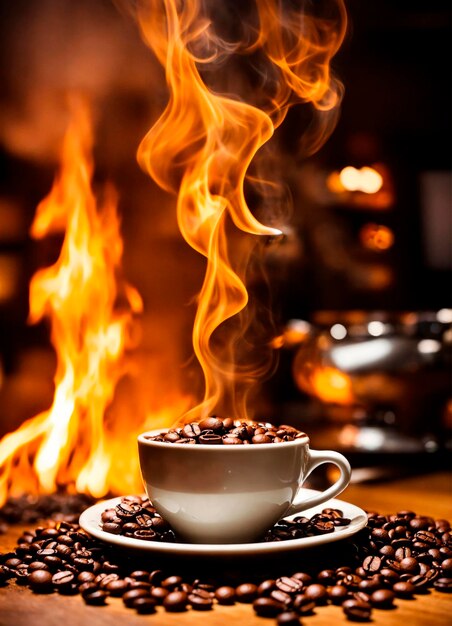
[163,590,188,612]
[392,581,415,598]
[342,598,372,621]
[106,579,129,596]
[277,611,301,626]
[328,584,349,604]
[122,588,150,607]
[276,576,303,594]
[132,596,157,613]
[151,586,169,603]
[182,423,201,438]
[370,589,395,608]
[304,583,328,604]
[293,593,316,614]
[270,590,292,605]
[362,556,381,573]
[198,417,223,432]
[215,586,236,604]
[433,578,452,592]
[236,583,258,602]
[253,597,285,617]
[162,575,183,590]
[52,571,75,588]
[28,570,53,593]
[198,433,223,444]
[84,590,107,605]
[222,436,243,445]
[292,572,313,585]
[188,593,213,610]
[399,557,419,574]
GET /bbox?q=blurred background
[0,0,450,481]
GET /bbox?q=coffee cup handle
[286,448,351,516]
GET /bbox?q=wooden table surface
[1,471,451,626]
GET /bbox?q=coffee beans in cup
[143,419,305,445]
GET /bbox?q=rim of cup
[138,428,310,450]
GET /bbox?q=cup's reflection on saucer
[137,428,351,544]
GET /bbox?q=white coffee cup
[138,428,351,544]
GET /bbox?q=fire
[0,102,145,505]
[136,0,346,422]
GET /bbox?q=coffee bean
[304,583,328,604]
[162,575,183,590]
[433,578,452,592]
[292,572,313,585]
[408,574,431,592]
[215,586,236,604]
[182,423,201,438]
[277,611,301,626]
[163,590,188,612]
[28,561,48,572]
[151,586,169,603]
[222,436,243,445]
[363,556,381,573]
[276,576,303,594]
[123,588,150,607]
[329,585,349,604]
[270,590,292,605]
[253,597,285,617]
[198,417,223,432]
[236,583,258,602]
[312,520,335,534]
[317,569,336,585]
[115,502,141,520]
[102,522,122,534]
[130,570,149,581]
[79,582,98,596]
[106,579,129,596]
[252,434,272,444]
[342,598,372,621]
[28,570,53,593]
[291,593,315,615]
[188,593,213,610]
[164,430,181,443]
[133,529,157,540]
[257,579,276,596]
[84,590,107,605]
[370,589,395,608]
[132,597,157,613]
[52,571,75,588]
[392,581,415,598]
[198,433,223,444]
[77,571,95,583]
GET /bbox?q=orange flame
[137,0,346,422]
[0,102,145,505]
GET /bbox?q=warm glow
[137,0,346,422]
[360,223,394,251]
[327,165,384,194]
[0,102,148,505]
[311,366,354,405]
[339,166,383,194]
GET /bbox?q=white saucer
[79,489,367,557]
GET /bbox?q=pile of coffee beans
[1,507,451,623]
[101,495,177,542]
[100,495,351,543]
[0,493,94,534]
[144,418,305,445]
